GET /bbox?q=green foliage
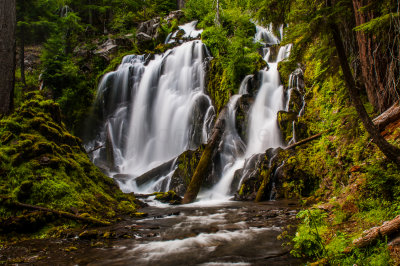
[291,208,328,258]
[0,93,137,230]
[184,1,266,110]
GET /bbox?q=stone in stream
[134,159,176,187]
[235,94,254,143]
[170,145,205,196]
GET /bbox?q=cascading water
[200,24,292,200]
[87,32,214,194]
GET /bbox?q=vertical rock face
[0,0,16,114]
[352,0,399,113]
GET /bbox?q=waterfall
[200,24,292,200]
[87,38,214,194]
[87,21,292,200]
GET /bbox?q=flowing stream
[80,22,302,265]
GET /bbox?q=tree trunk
[352,0,399,113]
[215,0,221,26]
[0,0,16,115]
[183,108,226,204]
[19,32,25,86]
[176,0,185,9]
[328,12,400,165]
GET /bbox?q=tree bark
[0,0,16,115]
[328,10,400,165]
[183,108,226,204]
[284,132,324,150]
[352,215,400,248]
[373,100,400,131]
[19,32,25,86]
[352,0,398,113]
[215,0,221,26]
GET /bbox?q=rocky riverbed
[1,199,304,265]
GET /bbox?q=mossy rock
[153,191,182,205]
[235,95,253,143]
[0,92,137,234]
[170,145,205,196]
[288,89,303,114]
[277,111,298,143]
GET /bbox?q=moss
[153,191,182,205]
[0,92,137,235]
[277,111,298,143]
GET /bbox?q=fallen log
[87,145,104,154]
[1,196,110,226]
[285,132,324,150]
[182,108,227,204]
[352,215,400,248]
[373,100,400,131]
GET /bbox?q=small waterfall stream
[199,25,292,200]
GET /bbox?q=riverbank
[1,199,304,265]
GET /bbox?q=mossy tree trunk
[328,0,400,165]
[183,108,226,204]
[0,0,16,115]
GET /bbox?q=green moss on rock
[0,92,137,233]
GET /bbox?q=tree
[326,0,400,164]
[0,0,16,115]
[276,0,400,164]
[16,0,57,87]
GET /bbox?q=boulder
[170,145,205,196]
[137,17,161,37]
[167,10,184,21]
[287,88,303,114]
[277,111,298,143]
[136,32,153,48]
[94,39,118,57]
[235,95,254,143]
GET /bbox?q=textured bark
[284,132,324,150]
[329,15,400,165]
[19,34,25,86]
[353,215,400,248]
[373,100,400,131]
[0,0,16,115]
[176,0,185,9]
[183,108,226,204]
[352,0,399,112]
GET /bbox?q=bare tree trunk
[0,0,16,115]
[19,33,25,86]
[215,0,221,26]
[328,7,400,164]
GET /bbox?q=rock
[234,153,265,201]
[170,145,205,196]
[94,39,118,57]
[235,95,254,143]
[277,111,298,143]
[267,45,281,62]
[136,32,153,48]
[137,17,161,38]
[288,89,303,114]
[135,159,176,187]
[115,37,133,48]
[79,230,99,240]
[167,10,184,21]
[154,191,182,205]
